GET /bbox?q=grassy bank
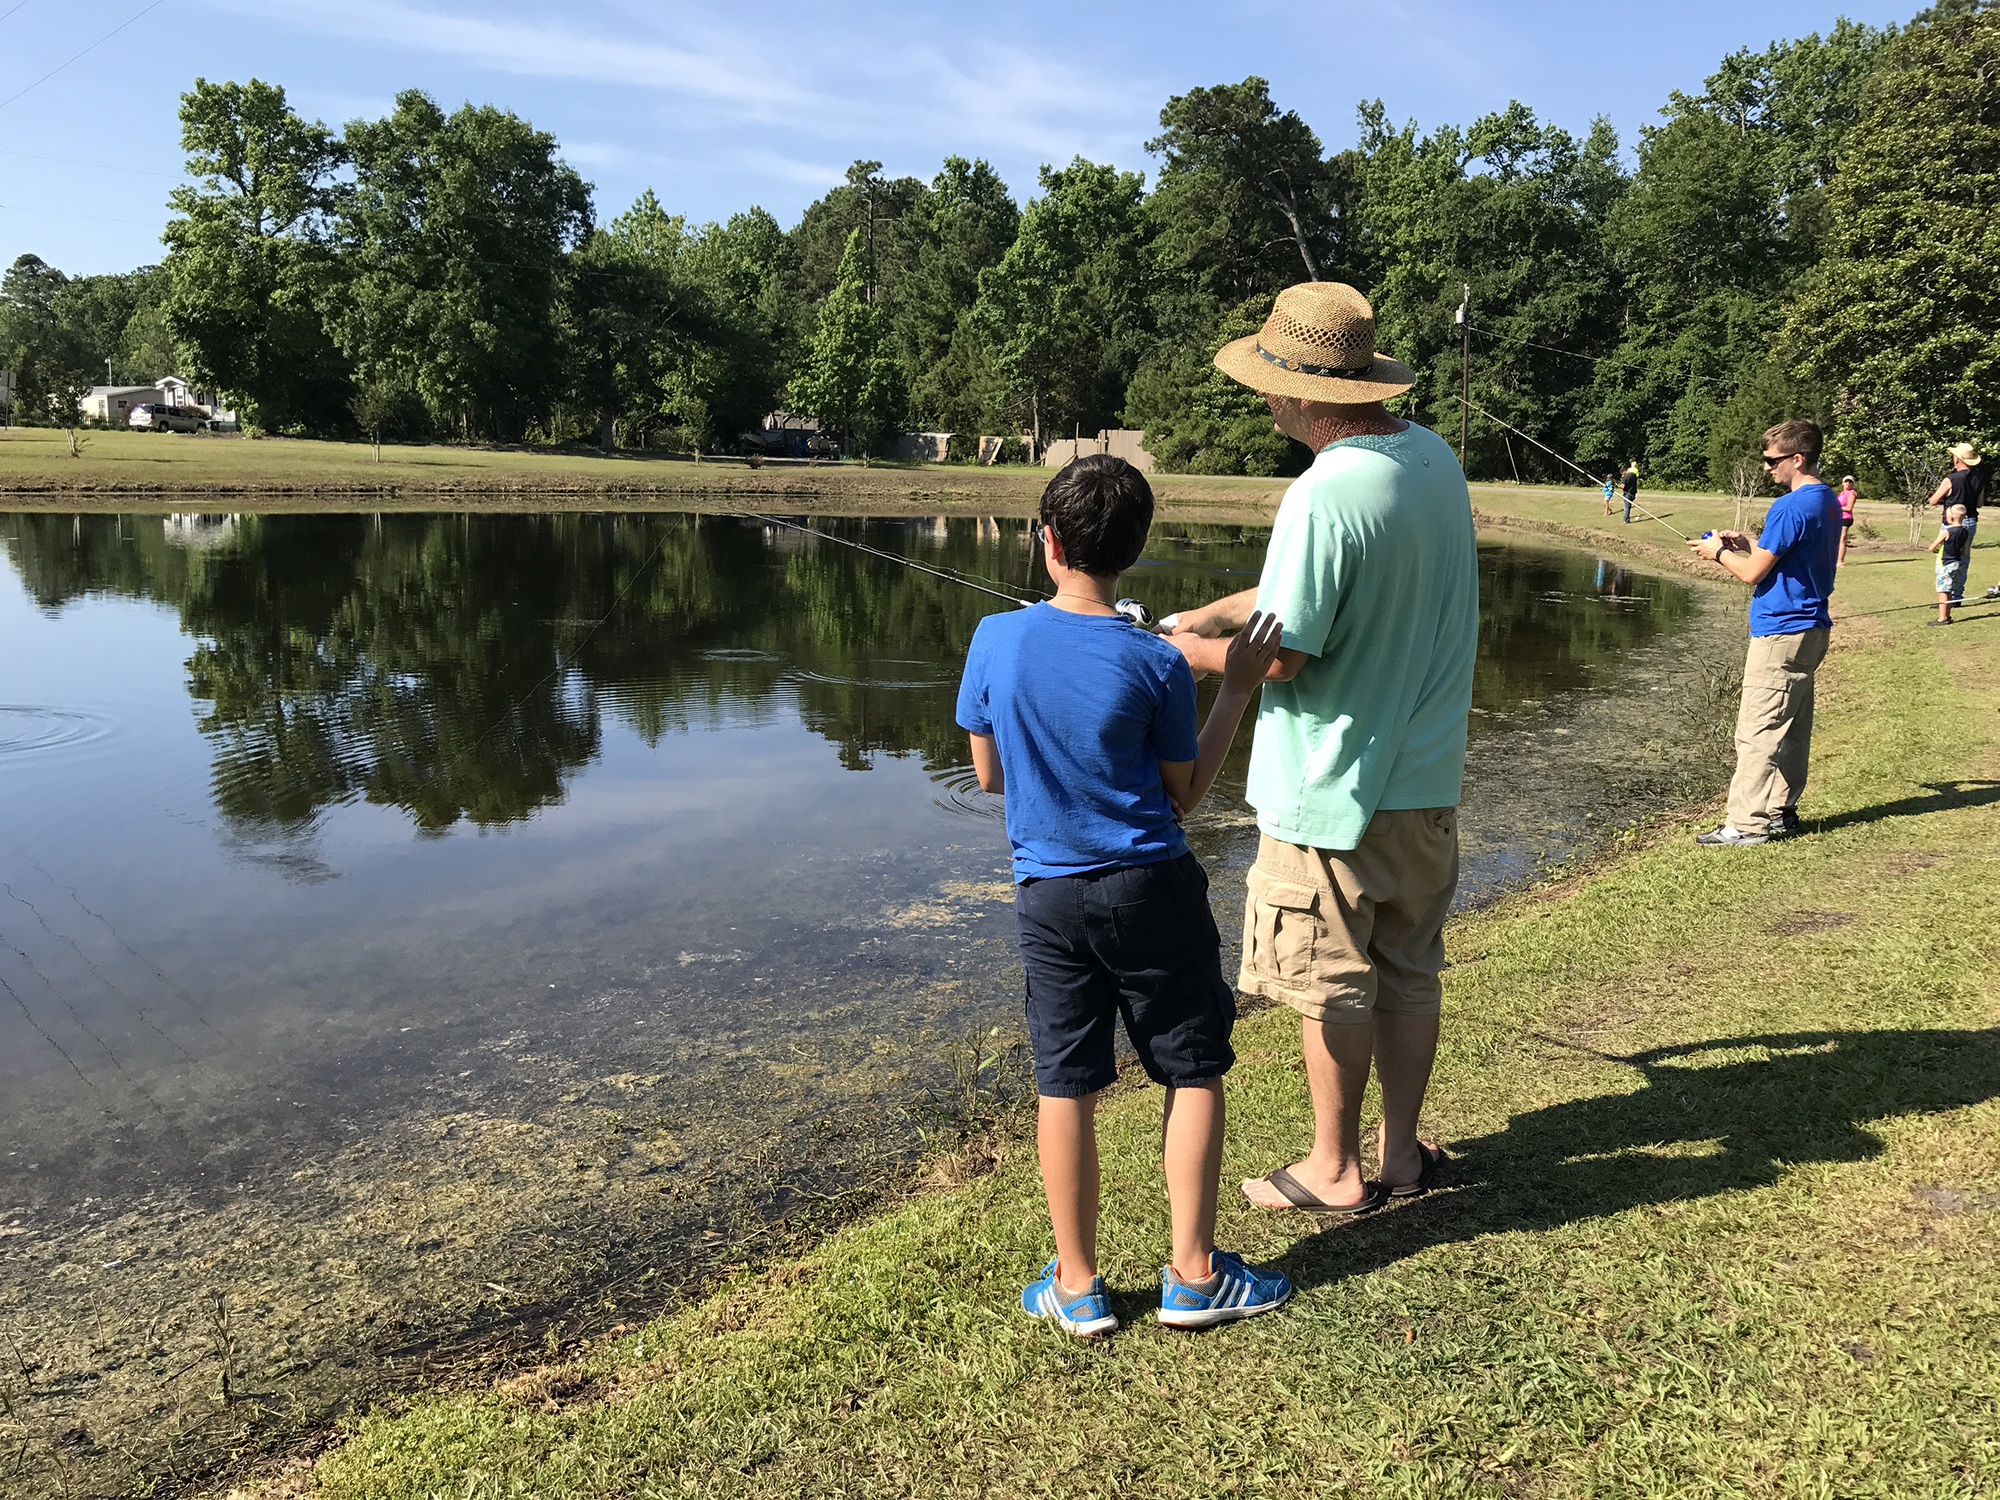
[194,496,2000,1499]
[0,428,1286,518]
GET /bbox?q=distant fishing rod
[732,509,1163,628]
[1465,399,1691,540]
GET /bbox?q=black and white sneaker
[1696,824,1768,846]
[1772,808,1804,839]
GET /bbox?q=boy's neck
[1045,563,1120,615]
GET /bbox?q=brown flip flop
[1385,1142,1447,1199]
[1253,1166,1386,1215]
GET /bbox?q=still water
[0,510,1725,1487]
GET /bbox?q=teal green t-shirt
[1247,423,1479,850]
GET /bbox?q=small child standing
[1835,475,1858,568]
[956,454,1291,1337]
[1928,502,1972,625]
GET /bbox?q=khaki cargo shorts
[1238,808,1459,1023]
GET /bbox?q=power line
[1468,323,1741,392]
[0,202,161,226]
[0,0,168,112]
[0,147,181,179]
[0,1,36,22]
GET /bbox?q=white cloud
[228,0,1157,176]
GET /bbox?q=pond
[0,509,1734,1490]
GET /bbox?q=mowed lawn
[220,504,2000,1500]
[0,427,1289,516]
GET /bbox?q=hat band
[1256,341,1373,379]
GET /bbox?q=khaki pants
[1724,627,1830,833]
[1238,811,1459,1023]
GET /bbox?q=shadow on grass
[1808,779,2000,834]
[1277,1028,2000,1294]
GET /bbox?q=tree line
[1,0,1993,489]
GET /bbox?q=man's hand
[1220,611,1283,696]
[1690,529,1746,563]
[1163,587,1260,639]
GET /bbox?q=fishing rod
[1464,399,1691,541]
[730,509,1164,628]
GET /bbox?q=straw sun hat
[1213,282,1416,402]
[1950,440,1982,463]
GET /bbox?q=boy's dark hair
[1761,418,1823,462]
[1038,455,1154,577]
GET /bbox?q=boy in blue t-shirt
[956,454,1291,1336]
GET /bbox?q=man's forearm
[1170,635,1306,681]
[1169,587,1260,636]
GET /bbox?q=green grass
[216,498,2000,1500]
[0,427,1285,516]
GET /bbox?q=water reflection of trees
[1,513,1693,834]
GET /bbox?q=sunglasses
[1761,453,1796,468]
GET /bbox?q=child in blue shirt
[1929,502,1972,624]
[957,454,1291,1336]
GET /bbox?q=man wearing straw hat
[1927,441,1986,544]
[1162,282,1477,1214]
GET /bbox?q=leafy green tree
[975,158,1153,450]
[1576,23,1883,481]
[787,229,905,455]
[565,211,701,452]
[160,78,351,433]
[0,255,97,446]
[653,201,796,446]
[328,89,592,442]
[789,161,925,317]
[1126,298,1302,475]
[893,157,1018,431]
[1146,77,1343,308]
[1786,9,2000,471]
[1336,102,1623,480]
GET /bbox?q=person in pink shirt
[1835,475,1858,567]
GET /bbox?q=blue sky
[1,0,1919,276]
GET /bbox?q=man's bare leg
[1241,1015,1374,1209]
[1374,1010,1442,1188]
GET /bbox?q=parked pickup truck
[128,403,207,433]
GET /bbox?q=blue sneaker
[1021,1257,1118,1337]
[1159,1249,1292,1329]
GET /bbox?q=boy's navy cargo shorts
[1013,852,1236,1098]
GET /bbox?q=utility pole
[1456,284,1470,469]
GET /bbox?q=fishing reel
[1114,598,1164,632]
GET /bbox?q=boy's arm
[1928,527,1947,554]
[1163,613,1284,817]
[968,733,1003,794]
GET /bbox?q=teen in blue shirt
[956,454,1293,1335]
[1689,419,1841,844]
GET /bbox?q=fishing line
[1467,324,1740,392]
[1464,399,1690,540]
[731,509,1048,607]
